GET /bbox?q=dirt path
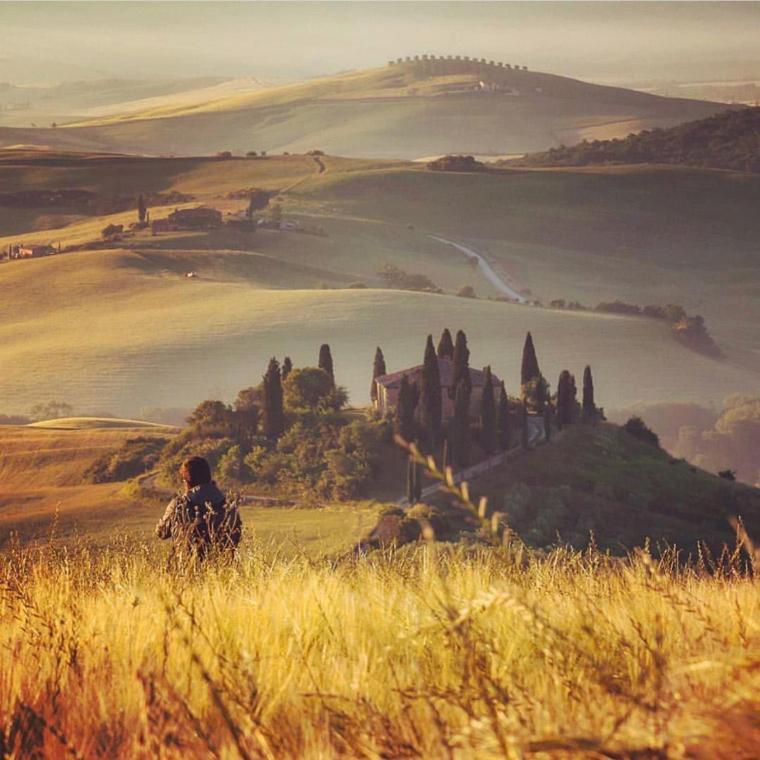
[428,235,526,302]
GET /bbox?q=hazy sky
[1,1,759,85]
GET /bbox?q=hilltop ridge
[0,58,728,158]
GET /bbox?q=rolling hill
[1,151,758,420]
[519,106,760,172]
[0,59,729,158]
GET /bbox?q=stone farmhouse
[373,357,502,423]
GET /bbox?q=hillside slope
[0,61,728,157]
[446,423,760,554]
[1,244,757,418]
[520,107,760,172]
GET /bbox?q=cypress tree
[395,375,416,443]
[370,346,387,402]
[437,328,454,360]
[520,331,541,386]
[281,356,293,381]
[137,194,147,223]
[451,329,471,399]
[480,366,497,455]
[521,402,529,450]
[497,382,510,451]
[318,343,335,386]
[450,378,471,468]
[544,399,553,442]
[556,370,577,429]
[262,357,285,441]
[406,457,416,505]
[582,365,595,420]
[419,335,442,449]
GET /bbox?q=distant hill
[0,58,729,158]
[519,107,760,172]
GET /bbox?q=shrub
[457,285,476,298]
[85,437,167,483]
[623,416,660,447]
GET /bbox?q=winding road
[428,235,526,303]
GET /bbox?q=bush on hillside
[85,436,167,483]
[377,263,439,292]
[427,155,487,172]
[623,416,660,447]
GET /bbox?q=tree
[497,382,510,451]
[187,399,234,435]
[623,416,659,447]
[370,347,387,402]
[451,330,471,399]
[234,386,260,447]
[318,344,335,386]
[520,332,541,386]
[283,367,333,410]
[406,457,416,504]
[437,328,454,360]
[556,370,577,429]
[137,194,147,223]
[247,189,270,218]
[480,366,497,455]
[29,400,74,422]
[449,378,471,469]
[395,375,416,443]
[582,365,596,421]
[414,461,423,503]
[544,399,553,442]
[281,356,293,381]
[419,335,442,449]
[262,358,285,441]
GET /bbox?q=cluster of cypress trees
[391,328,514,469]
[390,330,598,472]
[259,343,344,444]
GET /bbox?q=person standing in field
[155,456,242,561]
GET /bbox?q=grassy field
[1,244,756,418]
[1,153,758,419]
[0,539,757,757]
[0,63,724,157]
[0,426,381,551]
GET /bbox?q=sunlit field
[1,539,757,758]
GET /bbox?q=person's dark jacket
[156,482,241,557]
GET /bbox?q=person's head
[180,456,212,490]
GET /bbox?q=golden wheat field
[1,539,757,758]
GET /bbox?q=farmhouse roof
[375,358,500,389]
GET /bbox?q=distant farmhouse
[374,357,502,422]
[8,244,55,259]
[152,206,222,233]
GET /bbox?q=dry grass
[0,538,757,758]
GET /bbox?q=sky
[1,1,759,86]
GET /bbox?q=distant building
[373,357,502,422]
[17,245,54,259]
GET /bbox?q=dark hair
[180,456,212,488]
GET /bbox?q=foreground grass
[1,540,757,758]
